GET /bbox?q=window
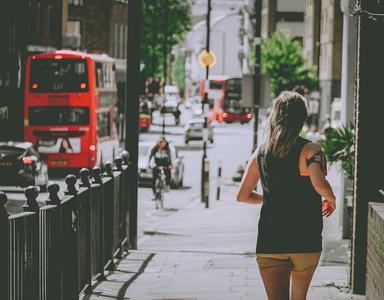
[47,4,59,38]
[69,0,83,5]
[29,107,89,125]
[209,81,223,90]
[97,111,111,138]
[30,59,88,93]
[95,63,116,89]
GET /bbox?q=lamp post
[125,0,142,249]
[252,0,262,151]
[200,0,212,207]
[162,0,169,136]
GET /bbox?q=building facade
[318,0,343,127]
[0,0,65,141]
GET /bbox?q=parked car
[184,118,214,144]
[138,141,184,188]
[0,141,48,191]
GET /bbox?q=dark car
[0,142,48,191]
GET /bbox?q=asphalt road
[2,107,254,241]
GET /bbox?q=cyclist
[148,137,173,197]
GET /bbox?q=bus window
[29,106,89,125]
[30,59,88,93]
[95,63,104,88]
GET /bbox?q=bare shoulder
[250,147,260,161]
[302,142,322,158]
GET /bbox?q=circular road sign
[198,49,217,69]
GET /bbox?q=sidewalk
[85,176,366,300]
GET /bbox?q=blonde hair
[266,91,308,158]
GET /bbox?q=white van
[163,85,180,113]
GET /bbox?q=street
[2,108,254,243]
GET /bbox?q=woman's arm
[236,152,263,204]
[306,143,336,216]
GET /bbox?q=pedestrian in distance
[237,91,336,300]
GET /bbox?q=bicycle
[154,166,167,209]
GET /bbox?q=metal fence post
[46,183,61,206]
[23,186,40,300]
[121,150,130,250]
[78,168,92,294]
[62,175,79,299]
[103,162,115,270]
[0,192,9,300]
[44,183,62,300]
[114,157,125,258]
[92,166,105,280]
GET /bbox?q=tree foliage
[261,32,318,97]
[141,0,191,82]
[172,51,186,95]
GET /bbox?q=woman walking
[237,91,336,300]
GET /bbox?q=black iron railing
[0,156,130,300]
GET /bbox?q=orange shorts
[256,252,321,272]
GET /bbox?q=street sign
[198,49,217,69]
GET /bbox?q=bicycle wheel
[155,179,161,209]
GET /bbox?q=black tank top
[256,137,323,253]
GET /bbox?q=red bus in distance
[200,75,252,124]
[24,50,119,169]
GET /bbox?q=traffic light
[145,77,162,96]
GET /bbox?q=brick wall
[366,202,384,300]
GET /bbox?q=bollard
[23,186,40,212]
[203,159,210,208]
[216,158,222,201]
[79,168,91,188]
[46,183,61,206]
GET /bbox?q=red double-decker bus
[200,75,252,123]
[24,50,119,169]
